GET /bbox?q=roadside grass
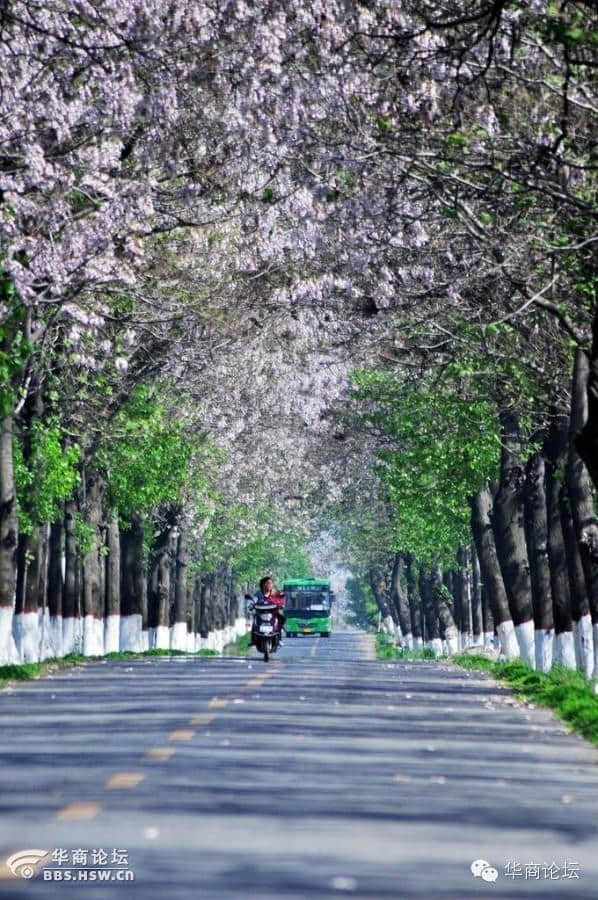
[376,632,437,661]
[453,654,598,746]
[0,653,87,690]
[104,648,219,659]
[223,633,252,656]
[0,647,219,690]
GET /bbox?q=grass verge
[0,647,219,690]
[453,654,598,746]
[0,653,87,690]
[223,633,252,656]
[104,648,219,659]
[376,632,437,661]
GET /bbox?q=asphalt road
[1,631,598,899]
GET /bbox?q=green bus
[282,578,334,637]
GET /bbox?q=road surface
[1,631,598,898]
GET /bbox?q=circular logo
[470,859,491,877]
[481,866,498,883]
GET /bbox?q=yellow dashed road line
[144,746,176,762]
[22,671,260,839]
[190,714,215,726]
[105,772,145,789]
[56,802,102,821]
[168,729,196,741]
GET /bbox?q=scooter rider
[249,576,286,644]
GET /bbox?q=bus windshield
[284,590,330,612]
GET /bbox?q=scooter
[250,602,282,662]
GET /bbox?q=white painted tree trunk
[154,624,169,650]
[204,632,218,652]
[515,620,535,668]
[554,631,576,669]
[120,614,143,652]
[38,608,58,661]
[427,637,443,656]
[383,615,395,635]
[393,621,404,647]
[62,616,82,655]
[534,628,554,672]
[104,614,120,653]
[170,621,187,651]
[0,605,19,664]
[573,613,594,677]
[13,611,40,663]
[496,620,520,659]
[445,625,459,656]
[83,615,104,656]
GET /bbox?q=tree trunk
[431,564,458,655]
[63,499,81,654]
[419,566,441,654]
[470,545,484,647]
[200,572,215,645]
[0,414,19,664]
[104,513,120,653]
[172,527,190,650]
[456,547,472,650]
[148,525,176,649]
[14,526,44,662]
[369,568,396,637]
[444,569,460,648]
[37,524,52,661]
[47,519,63,658]
[195,575,205,648]
[231,571,240,627]
[560,485,592,673]
[390,553,412,649]
[81,472,104,656]
[491,412,535,666]
[524,452,554,671]
[470,486,518,658]
[481,585,495,648]
[224,563,239,642]
[120,515,147,651]
[405,554,423,648]
[213,565,229,649]
[190,576,200,650]
[576,308,598,490]
[13,377,46,662]
[566,348,598,676]
[545,410,576,669]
